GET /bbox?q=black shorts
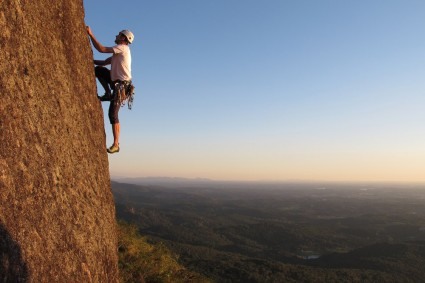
[95,66,120,124]
[94,66,114,91]
[108,99,120,124]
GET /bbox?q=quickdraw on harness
[113,80,135,110]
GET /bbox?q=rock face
[0,1,118,282]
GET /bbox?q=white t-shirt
[111,44,132,81]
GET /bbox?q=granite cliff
[0,0,118,281]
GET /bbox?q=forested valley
[113,180,425,282]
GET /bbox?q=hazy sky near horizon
[84,0,425,182]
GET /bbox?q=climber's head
[115,30,134,45]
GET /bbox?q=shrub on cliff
[117,221,210,283]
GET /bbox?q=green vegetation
[113,181,425,282]
[117,221,210,283]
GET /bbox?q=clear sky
[84,0,425,183]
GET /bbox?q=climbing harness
[113,80,135,110]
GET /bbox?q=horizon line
[111,175,425,185]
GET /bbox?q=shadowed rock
[0,224,29,282]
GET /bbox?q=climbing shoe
[107,144,120,154]
[98,93,113,101]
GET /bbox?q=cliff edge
[0,0,118,281]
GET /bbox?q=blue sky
[84,0,425,182]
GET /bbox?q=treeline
[113,182,425,282]
[117,210,425,283]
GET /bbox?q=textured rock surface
[0,0,118,282]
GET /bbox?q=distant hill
[114,177,218,187]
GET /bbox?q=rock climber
[86,26,134,154]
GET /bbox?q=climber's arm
[86,26,114,53]
[94,57,112,66]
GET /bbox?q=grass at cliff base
[117,221,211,283]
